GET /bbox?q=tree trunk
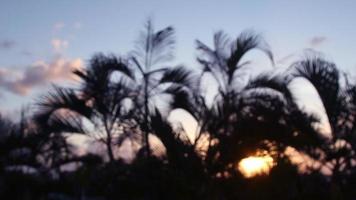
[143,76,150,157]
[104,118,115,162]
[107,139,114,162]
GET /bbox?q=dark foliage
[0,21,356,200]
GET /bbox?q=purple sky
[1,0,356,119]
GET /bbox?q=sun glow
[238,155,274,178]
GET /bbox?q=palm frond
[288,109,325,152]
[159,66,194,88]
[164,85,199,119]
[35,86,92,127]
[214,31,231,56]
[133,19,175,69]
[292,55,339,100]
[291,55,341,131]
[227,30,274,72]
[150,108,201,169]
[74,54,135,98]
[47,114,86,134]
[197,30,274,88]
[244,73,294,103]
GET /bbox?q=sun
[238,155,274,178]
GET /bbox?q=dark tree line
[1,20,356,200]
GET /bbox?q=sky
[1,0,356,119]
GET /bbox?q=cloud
[0,57,83,95]
[51,38,69,52]
[53,22,65,32]
[0,40,16,50]
[309,36,327,47]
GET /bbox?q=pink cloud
[53,22,65,32]
[51,38,69,52]
[0,57,83,95]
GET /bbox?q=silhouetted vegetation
[1,20,356,200]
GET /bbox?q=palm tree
[35,20,194,161]
[175,31,324,178]
[35,54,136,163]
[291,55,356,191]
[191,30,275,174]
[192,30,274,147]
[127,19,194,157]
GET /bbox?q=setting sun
[238,156,274,178]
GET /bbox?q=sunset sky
[1,0,356,117]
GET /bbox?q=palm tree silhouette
[174,31,324,178]
[128,19,194,157]
[35,54,135,162]
[34,20,195,162]
[4,19,356,199]
[291,54,356,197]
[191,30,276,175]
[193,30,274,148]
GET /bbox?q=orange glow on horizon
[238,155,274,178]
